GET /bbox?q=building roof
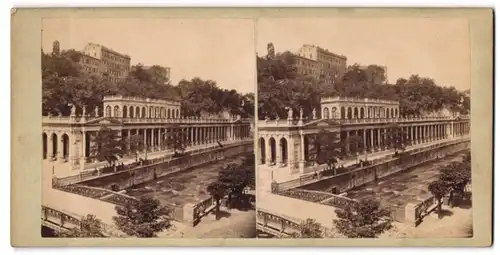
[85,42,131,59]
[302,44,347,60]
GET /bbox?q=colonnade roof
[320,96,399,106]
[103,95,181,106]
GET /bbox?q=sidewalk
[381,204,473,238]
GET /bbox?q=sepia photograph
[256,18,472,239]
[40,18,256,238]
[10,7,492,247]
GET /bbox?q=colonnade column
[410,126,414,145]
[57,135,64,162]
[266,137,272,166]
[377,129,381,151]
[362,129,367,153]
[370,129,374,152]
[276,137,282,166]
[299,134,306,171]
[345,131,350,155]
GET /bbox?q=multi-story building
[292,55,318,77]
[80,42,131,83]
[296,44,347,84]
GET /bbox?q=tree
[90,125,125,168]
[127,134,145,162]
[55,214,105,237]
[428,180,449,218]
[333,198,393,238]
[218,160,254,208]
[113,197,171,237]
[311,129,344,171]
[266,42,276,60]
[297,218,323,238]
[165,126,189,155]
[384,124,409,154]
[206,182,228,220]
[52,40,61,56]
[345,134,364,160]
[438,161,471,202]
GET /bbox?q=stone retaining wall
[299,140,470,195]
[80,142,253,191]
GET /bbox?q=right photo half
[255,17,471,239]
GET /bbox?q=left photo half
[41,18,256,238]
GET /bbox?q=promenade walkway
[45,139,250,178]
[42,172,119,227]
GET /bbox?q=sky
[42,18,256,94]
[256,18,471,91]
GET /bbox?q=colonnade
[258,121,470,170]
[42,124,251,165]
[322,105,400,120]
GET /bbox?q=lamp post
[51,157,56,176]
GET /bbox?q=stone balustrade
[103,95,181,106]
[42,115,249,125]
[41,205,122,237]
[258,116,463,128]
[320,96,399,105]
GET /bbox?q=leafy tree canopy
[333,198,393,238]
[90,125,125,166]
[112,197,170,237]
[258,46,470,120]
[42,46,253,118]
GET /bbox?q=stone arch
[168,109,171,118]
[113,105,120,117]
[129,106,134,118]
[149,106,153,118]
[51,133,57,159]
[347,107,353,119]
[61,133,70,160]
[368,107,372,118]
[332,107,337,119]
[105,106,111,117]
[155,107,160,118]
[269,137,277,163]
[122,106,128,118]
[279,137,288,164]
[323,107,330,119]
[259,137,266,164]
[391,108,394,118]
[42,133,48,159]
[141,107,146,118]
[176,109,180,118]
[395,109,399,118]
[360,107,365,119]
[340,107,346,119]
[135,106,140,118]
[161,108,165,118]
[386,108,390,118]
[354,107,359,119]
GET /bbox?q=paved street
[161,209,256,238]
[381,204,473,238]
